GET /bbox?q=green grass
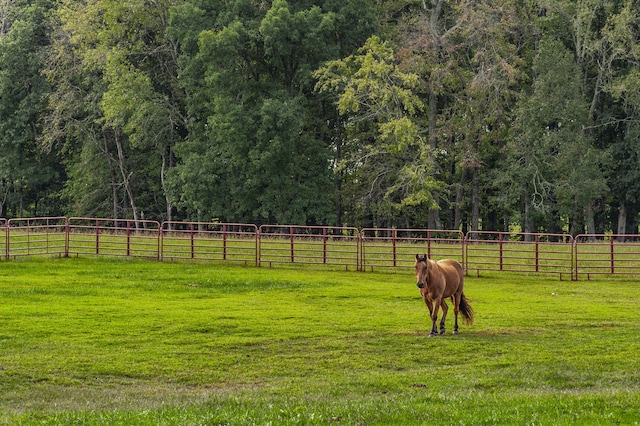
[0,258,639,425]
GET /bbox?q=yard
[0,257,638,424]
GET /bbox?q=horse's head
[415,254,428,289]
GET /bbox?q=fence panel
[465,231,574,279]
[161,222,258,264]
[1,219,7,259]
[258,225,359,270]
[67,218,160,259]
[574,234,640,279]
[360,228,464,272]
[14,215,640,281]
[7,217,68,258]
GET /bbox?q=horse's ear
[415,254,420,261]
[423,254,427,260]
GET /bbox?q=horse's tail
[459,293,474,325]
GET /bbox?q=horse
[414,254,474,337]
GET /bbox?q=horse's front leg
[429,297,442,337]
[422,295,435,335]
[439,300,448,335]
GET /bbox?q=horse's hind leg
[452,294,461,334]
[439,300,448,335]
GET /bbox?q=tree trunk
[522,197,534,237]
[428,192,441,229]
[426,0,444,230]
[161,148,172,223]
[334,109,343,226]
[471,167,480,233]
[585,202,596,235]
[114,129,139,226]
[617,202,627,235]
[454,169,466,230]
[0,185,8,217]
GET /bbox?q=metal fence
[67,218,161,259]
[465,231,574,280]
[574,234,640,280]
[161,222,258,264]
[258,225,359,270]
[3,216,640,280]
[360,228,464,271]
[1,218,7,259]
[7,217,67,258]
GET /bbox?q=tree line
[1,0,639,235]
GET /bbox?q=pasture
[0,258,639,425]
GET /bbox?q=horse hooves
[453,330,459,335]
[439,329,446,335]
[429,332,437,338]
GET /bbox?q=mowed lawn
[0,258,639,425]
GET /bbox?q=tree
[534,0,640,234]
[169,0,375,225]
[388,0,529,231]
[315,35,434,227]
[597,0,640,233]
[0,0,61,217]
[504,36,606,235]
[44,0,185,223]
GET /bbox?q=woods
[1,0,639,234]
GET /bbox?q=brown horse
[414,254,474,337]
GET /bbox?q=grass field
[0,258,639,425]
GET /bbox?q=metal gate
[6,217,67,259]
[465,231,574,280]
[67,217,161,259]
[161,222,258,264]
[360,228,464,272]
[574,234,640,279]
[258,225,359,270]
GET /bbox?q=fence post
[460,231,465,268]
[95,219,100,255]
[572,236,577,281]
[45,218,50,254]
[126,220,131,257]
[392,228,397,267]
[256,227,261,267]
[158,223,163,261]
[610,235,615,275]
[358,229,363,272]
[3,220,8,260]
[65,218,70,258]
[223,224,227,261]
[535,234,540,273]
[323,227,327,265]
[290,226,294,263]
[499,233,503,271]
[190,223,195,259]
[463,232,468,275]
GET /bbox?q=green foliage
[317,35,423,119]
[503,35,606,233]
[168,0,374,224]
[3,0,640,233]
[315,35,439,223]
[101,52,168,149]
[0,258,639,424]
[0,0,61,217]
[43,0,185,221]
